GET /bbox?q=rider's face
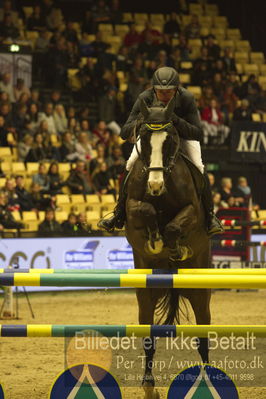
[155,88,176,104]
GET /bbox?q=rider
[98,66,224,236]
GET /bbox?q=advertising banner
[230,121,266,163]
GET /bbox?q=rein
[133,121,179,176]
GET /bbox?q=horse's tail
[155,288,187,325]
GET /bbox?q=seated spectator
[92,162,116,195]
[140,22,162,45]
[222,85,239,116]
[110,0,122,24]
[0,12,20,40]
[49,90,62,106]
[63,21,79,44]
[226,72,241,97]
[213,192,222,214]
[18,134,33,161]
[53,104,68,134]
[25,132,50,162]
[163,12,181,39]
[205,34,220,61]
[168,47,181,70]
[212,73,225,102]
[67,161,95,194]
[38,102,57,135]
[137,31,159,60]
[107,145,125,180]
[92,120,110,147]
[240,74,261,104]
[201,99,230,145]
[221,47,236,73]
[66,40,80,68]
[219,177,235,205]
[176,34,191,61]
[233,99,253,121]
[0,73,15,103]
[27,5,46,31]
[29,182,55,211]
[15,175,34,211]
[61,212,78,236]
[123,23,141,49]
[48,162,64,195]
[127,57,148,103]
[98,88,121,135]
[90,31,109,58]
[80,119,95,145]
[81,10,94,34]
[194,46,212,72]
[38,208,62,236]
[46,37,68,89]
[32,163,50,193]
[75,132,94,162]
[198,86,216,110]
[35,29,50,53]
[191,62,210,86]
[211,59,227,80]
[46,7,64,32]
[234,176,252,207]
[184,14,201,39]
[13,103,28,139]
[68,116,80,136]
[3,178,20,211]
[208,173,219,194]
[14,78,31,102]
[0,0,18,24]
[91,0,111,27]
[26,103,39,135]
[76,212,92,234]
[0,191,24,230]
[0,115,11,146]
[89,144,106,173]
[59,131,79,162]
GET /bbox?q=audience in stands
[0,1,264,234]
[38,207,62,236]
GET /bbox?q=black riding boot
[202,172,224,236]
[97,171,128,232]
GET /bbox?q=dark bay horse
[125,98,211,399]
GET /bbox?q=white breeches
[126,139,205,174]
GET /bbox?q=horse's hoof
[174,245,193,261]
[145,239,164,254]
[144,388,160,399]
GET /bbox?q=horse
[125,97,211,399]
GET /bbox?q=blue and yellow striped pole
[0,324,266,337]
[0,273,266,288]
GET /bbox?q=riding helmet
[152,67,180,90]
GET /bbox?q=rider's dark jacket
[120,87,203,142]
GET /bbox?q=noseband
[133,121,179,176]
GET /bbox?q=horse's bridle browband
[133,121,179,176]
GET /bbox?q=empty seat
[1,162,11,175]
[205,4,219,16]
[250,52,265,65]
[134,13,149,23]
[200,27,210,37]
[235,40,250,51]
[56,194,71,212]
[189,3,203,15]
[198,16,213,27]
[55,211,68,222]
[259,64,266,75]
[252,113,261,122]
[0,178,6,188]
[70,194,87,212]
[219,39,235,50]
[188,39,202,47]
[180,61,193,70]
[115,24,129,36]
[179,73,191,84]
[258,76,266,90]
[26,162,39,175]
[187,86,202,99]
[210,27,226,40]
[85,194,101,211]
[226,28,241,40]
[235,63,243,74]
[150,14,165,24]
[122,12,133,22]
[98,23,114,33]
[213,16,228,28]
[11,162,27,176]
[244,64,259,75]
[235,51,249,63]
[0,147,12,161]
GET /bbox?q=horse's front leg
[128,199,163,255]
[188,289,211,364]
[136,288,160,399]
[163,204,196,261]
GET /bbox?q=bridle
[132,121,179,177]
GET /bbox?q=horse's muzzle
[148,180,165,196]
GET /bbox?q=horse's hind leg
[136,287,160,399]
[187,289,211,364]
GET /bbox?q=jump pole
[1,268,266,275]
[1,324,266,338]
[1,273,266,289]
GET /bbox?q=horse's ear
[140,99,150,119]
[164,96,176,120]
